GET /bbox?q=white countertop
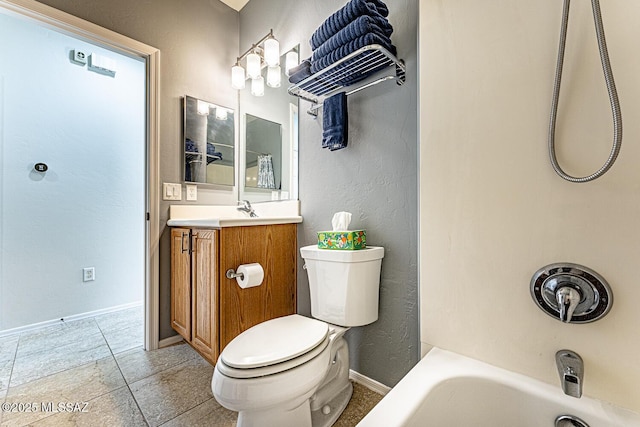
[167,200,302,228]
[167,216,302,228]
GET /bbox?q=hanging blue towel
[311,15,393,63]
[311,32,397,74]
[311,0,390,50]
[322,92,348,151]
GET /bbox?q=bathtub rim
[356,347,640,427]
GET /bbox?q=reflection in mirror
[183,95,235,186]
[245,114,282,190]
[239,45,299,202]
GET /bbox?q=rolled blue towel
[311,32,397,74]
[311,15,393,63]
[322,92,348,151]
[311,0,390,50]
[288,59,313,84]
[206,142,223,164]
[185,137,198,153]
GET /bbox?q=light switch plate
[163,183,182,201]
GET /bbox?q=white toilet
[212,244,384,427]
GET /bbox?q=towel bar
[288,44,405,117]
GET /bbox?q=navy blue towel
[288,59,313,84]
[311,15,393,63]
[311,0,390,50]
[206,142,222,164]
[322,92,348,151]
[185,137,198,153]
[311,33,397,74]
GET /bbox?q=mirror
[245,114,282,190]
[183,95,235,186]
[239,46,299,202]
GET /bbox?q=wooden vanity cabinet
[171,228,219,362]
[170,224,297,365]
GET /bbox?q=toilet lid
[221,315,329,369]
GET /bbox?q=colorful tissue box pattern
[317,230,366,250]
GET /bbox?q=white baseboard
[0,301,143,338]
[159,334,185,348]
[349,369,391,396]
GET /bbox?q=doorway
[0,0,160,350]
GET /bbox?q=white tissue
[236,263,264,289]
[331,211,352,231]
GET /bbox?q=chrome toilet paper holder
[226,269,244,280]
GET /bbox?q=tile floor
[0,307,382,426]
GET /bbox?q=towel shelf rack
[287,44,406,117]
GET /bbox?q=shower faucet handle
[556,286,581,323]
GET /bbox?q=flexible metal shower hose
[548,0,622,183]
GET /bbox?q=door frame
[0,0,161,350]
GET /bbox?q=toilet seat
[217,315,330,379]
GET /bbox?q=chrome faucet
[237,200,257,217]
[556,350,583,398]
[556,286,581,323]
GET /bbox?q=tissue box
[317,230,366,250]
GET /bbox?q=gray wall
[35,0,240,339]
[35,0,419,387]
[240,0,419,387]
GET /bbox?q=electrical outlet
[83,267,95,282]
[186,184,197,201]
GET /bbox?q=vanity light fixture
[215,107,228,121]
[263,37,280,67]
[231,29,282,96]
[285,50,299,76]
[231,63,246,90]
[196,99,210,115]
[246,51,261,79]
[251,75,265,97]
[267,65,281,88]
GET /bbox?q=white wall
[420,0,640,412]
[33,0,241,339]
[0,13,145,330]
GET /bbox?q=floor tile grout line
[8,338,113,389]
[4,332,21,403]
[156,396,217,426]
[98,313,151,427]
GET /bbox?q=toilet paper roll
[236,263,264,289]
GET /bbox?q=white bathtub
[357,347,640,427]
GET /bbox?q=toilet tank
[300,245,384,327]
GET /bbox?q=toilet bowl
[212,245,384,427]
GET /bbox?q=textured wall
[35,0,240,339]
[240,0,419,387]
[421,0,640,412]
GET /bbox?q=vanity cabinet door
[218,224,297,352]
[190,229,219,363]
[170,228,191,340]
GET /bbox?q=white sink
[167,200,302,228]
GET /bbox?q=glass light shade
[215,107,228,121]
[231,64,245,90]
[246,52,261,79]
[251,75,265,97]
[285,51,299,76]
[266,65,281,88]
[196,100,209,115]
[264,38,280,66]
